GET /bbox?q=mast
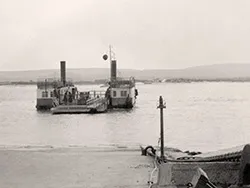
[103,46,117,82]
[109,45,117,82]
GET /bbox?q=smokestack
[111,60,117,81]
[60,61,66,86]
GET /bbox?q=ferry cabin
[108,78,137,108]
[36,80,59,110]
[109,87,136,108]
[36,79,75,110]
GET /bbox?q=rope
[148,154,158,188]
[148,139,161,188]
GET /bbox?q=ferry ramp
[51,97,108,114]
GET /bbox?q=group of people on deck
[52,87,78,105]
[62,87,77,104]
[53,86,105,105]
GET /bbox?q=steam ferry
[36,47,138,113]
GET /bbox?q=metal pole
[158,96,166,160]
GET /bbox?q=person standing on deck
[68,92,73,103]
[72,88,75,100]
[63,91,68,104]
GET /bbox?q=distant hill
[1,63,250,82]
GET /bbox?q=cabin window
[121,91,127,97]
[50,91,54,97]
[42,91,48,98]
[113,91,117,97]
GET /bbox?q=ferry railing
[109,79,135,88]
[87,98,107,108]
[88,90,106,98]
[58,90,107,106]
[52,98,60,107]
[37,78,74,88]
[114,76,135,81]
[37,77,73,82]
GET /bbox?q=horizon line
[1,63,250,72]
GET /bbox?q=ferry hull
[51,105,108,114]
[110,97,135,108]
[36,98,53,110]
[51,98,109,114]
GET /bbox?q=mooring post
[157,96,166,161]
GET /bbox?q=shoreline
[2,79,250,86]
[0,145,154,188]
[0,144,144,152]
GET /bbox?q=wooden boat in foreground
[141,144,250,188]
[141,96,250,188]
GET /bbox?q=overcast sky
[1,0,250,71]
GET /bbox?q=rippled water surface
[0,82,250,152]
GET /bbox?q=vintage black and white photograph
[0,0,250,187]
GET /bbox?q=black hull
[36,98,53,110]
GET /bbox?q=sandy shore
[0,147,154,188]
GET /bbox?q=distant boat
[144,80,153,84]
[135,82,144,85]
[100,83,109,88]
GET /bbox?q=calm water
[0,82,250,152]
